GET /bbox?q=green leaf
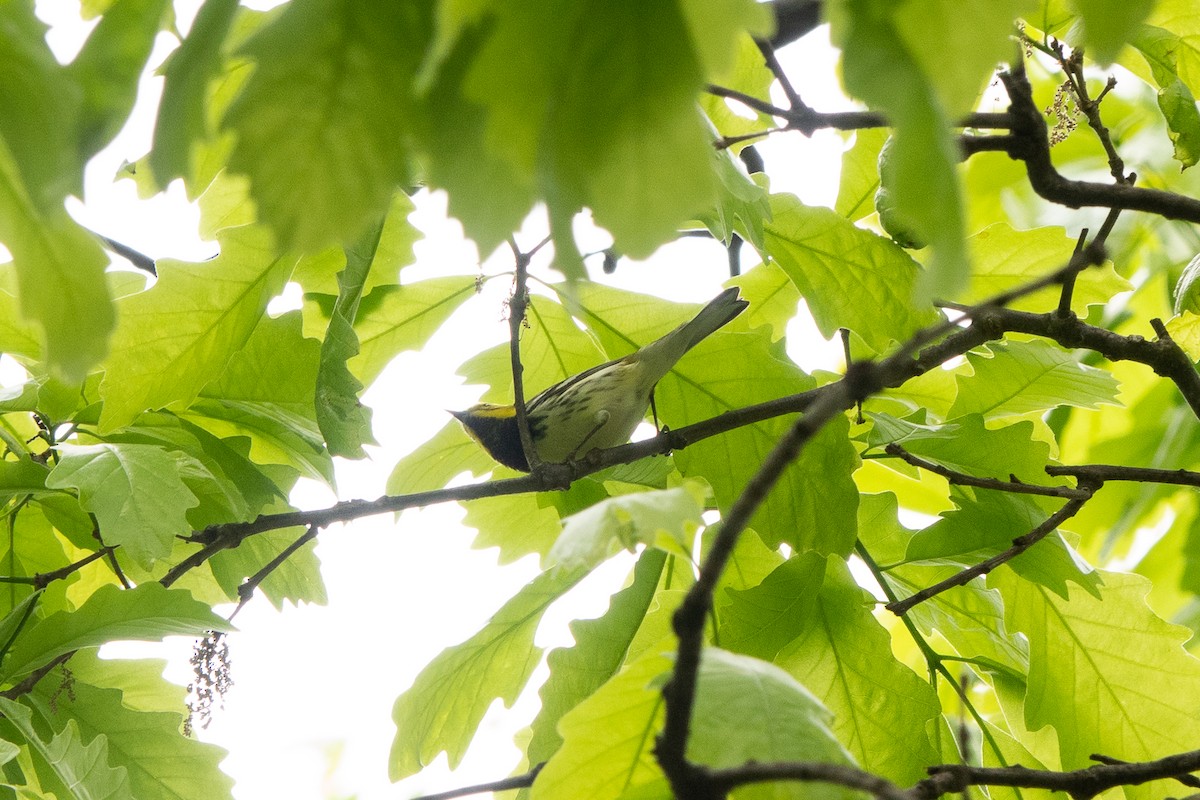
[150,0,240,186]
[209,523,326,609]
[417,21,536,258]
[888,562,1030,674]
[696,149,771,250]
[548,484,705,571]
[0,698,133,800]
[829,1,976,297]
[465,492,565,564]
[30,652,235,800]
[962,224,1132,313]
[835,128,888,222]
[869,412,1053,484]
[98,224,294,432]
[0,263,42,360]
[466,1,765,259]
[315,225,377,458]
[764,194,939,352]
[387,419,496,495]
[530,649,672,800]
[718,552,827,661]
[1166,310,1200,359]
[1071,0,1155,63]
[854,492,912,566]
[948,340,1121,419]
[348,277,477,386]
[389,566,586,780]
[906,489,1101,599]
[995,569,1200,780]
[528,549,667,764]
[0,141,114,381]
[1174,253,1200,315]
[730,259,800,342]
[1132,25,1200,169]
[225,0,430,250]
[45,443,202,568]
[699,33,775,145]
[1,583,231,681]
[0,456,49,501]
[98,412,284,528]
[0,7,83,208]
[773,560,941,787]
[184,310,328,481]
[68,0,171,159]
[687,648,860,800]
[291,192,419,295]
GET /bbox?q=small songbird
[452,288,748,471]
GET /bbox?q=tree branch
[998,67,1200,222]
[408,763,544,800]
[885,489,1094,616]
[884,443,1089,499]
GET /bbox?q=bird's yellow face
[450,404,530,471]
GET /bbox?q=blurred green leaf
[548,484,705,571]
[1071,0,1155,63]
[69,0,171,159]
[225,0,431,250]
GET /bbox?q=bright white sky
[29,3,850,798]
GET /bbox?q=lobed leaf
[995,569,1200,791]
[773,559,942,787]
[949,340,1121,419]
[0,698,132,800]
[98,224,294,432]
[528,549,667,764]
[45,443,202,568]
[548,484,705,572]
[1,583,232,681]
[389,566,586,780]
[764,194,939,353]
[225,0,431,250]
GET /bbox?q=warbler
[453,288,748,471]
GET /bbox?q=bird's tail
[635,287,748,381]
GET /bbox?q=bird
[452,287,748,471]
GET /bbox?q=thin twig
[408,763,544,800]
[755,38,809,112]
[885,444,1088,499]
[90,231,158,276]
[506,236,543,473]
[997,67,1200,222]
[885,488,1095,616]
[229,525,320,621]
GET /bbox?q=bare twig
[884,443,1089,499]
[408,763,544,800]
[997,67,1200,222]
[885,488,1095,616]
[506,237,545,473]
[229,525,320,620]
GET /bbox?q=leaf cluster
[3,1,1200,800]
